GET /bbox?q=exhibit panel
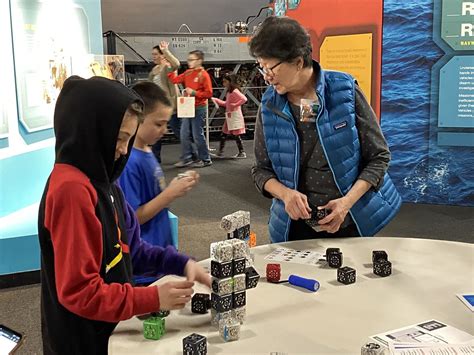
[381,0,474,206]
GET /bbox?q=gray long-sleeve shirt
[251,84,390,226]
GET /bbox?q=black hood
[54,76,143,184]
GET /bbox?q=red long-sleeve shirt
[43,164,160,322]
[168,68,213,107]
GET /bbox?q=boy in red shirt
[168,50,213,168]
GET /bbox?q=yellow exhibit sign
[320,33,373,104]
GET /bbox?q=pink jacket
[213,88,247,135]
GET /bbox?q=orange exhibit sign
[282,0,383,118]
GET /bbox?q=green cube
[143,316,165,340]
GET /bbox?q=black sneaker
[233,152,247,159]
[190,160,213,168]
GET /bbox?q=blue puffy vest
[261,66,402,243]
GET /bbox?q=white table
[109,237,474,354]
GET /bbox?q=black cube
[326,247,340,255]
[326,249,343,268]
[191,293,210,314]
[245,266,260,289]
[211,293,233,312]
[211,260,233,278]
[232,291,246,308]
[183,333,207,355]
[373,260,392,277]
[337,266,356,285]
[233,258,246,275]
[315,208,328,220]
[372,250,388,263]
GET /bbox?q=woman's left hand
[317,197,352,233]
[184,260,211,289]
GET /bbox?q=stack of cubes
[372,250,392,277]
[210,239,249,341]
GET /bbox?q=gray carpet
[1,140,472,354]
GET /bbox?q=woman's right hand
[166,176,197,198]
[159,41,169,51]
[156,281,194,310]
[282,188,312,220]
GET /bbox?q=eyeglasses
[187,58,199,62]
[257,61,283,76]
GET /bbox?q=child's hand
[156,280,194,310]
[184,260,211,289]
[167,176,197,198]
[182,170,200,183]
[184,87,194,96]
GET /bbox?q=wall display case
[10,0,90,140]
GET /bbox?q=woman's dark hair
[189,50,204,61]
[249,17,313,68]
[131,81,172,115]
[223,73,240,92]
[152,45,163,55]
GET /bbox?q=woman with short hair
[249,16,401,242]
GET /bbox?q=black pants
[288,218,360,241]
[219,133,244,153]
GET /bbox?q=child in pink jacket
[211,73,248,158]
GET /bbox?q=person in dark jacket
[250,17,401,243]
[37,76,210,355]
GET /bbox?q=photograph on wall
[381,0,474,206]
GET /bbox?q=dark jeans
[288,218,360,241]
[180,106,210,162]
[152,113,181,162]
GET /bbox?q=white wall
[101,0,270,33]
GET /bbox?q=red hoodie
[168,68,213,107]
